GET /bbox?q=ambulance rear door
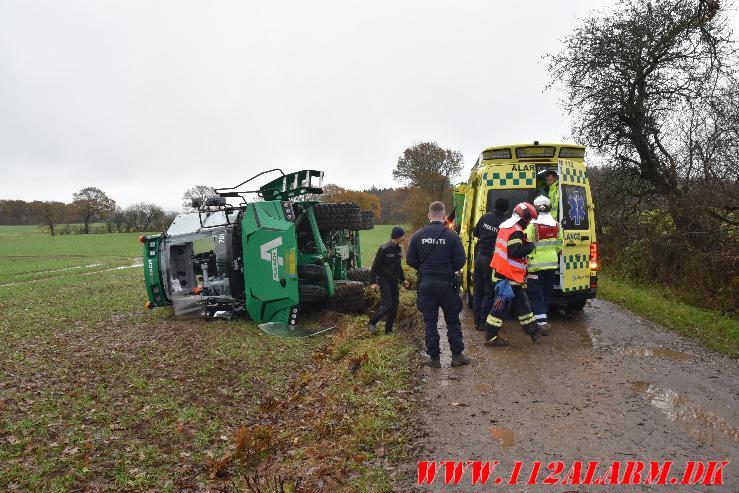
[557,159,592,294]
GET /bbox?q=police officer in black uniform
[406,201,470,368]
[368,226,409,335]
[472,198,509,330]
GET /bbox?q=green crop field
[0,224,416,492]
[0,226,147,285]
[358,224,408,266]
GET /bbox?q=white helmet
[533,195,551,212]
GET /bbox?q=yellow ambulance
[453,142,598,310]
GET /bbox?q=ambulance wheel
[567,299,587,311]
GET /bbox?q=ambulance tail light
[589,243,599,271]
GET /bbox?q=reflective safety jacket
[524,219,562,272]
[491,223,532,284]
[548,181,560,221]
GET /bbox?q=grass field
[0,224,418,492]
[600,273,739,358]
[0,226,146,285]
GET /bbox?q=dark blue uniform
[406,221,467,357]
[368,240,405,333]
[472,211,506,327]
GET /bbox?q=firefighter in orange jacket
[484,202,546,346]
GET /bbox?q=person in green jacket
[525,195,562,333]
[545,170,560,221]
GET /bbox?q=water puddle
[568,323,599,347]
[90,263,143,273]
[631,381,739,445]
[489,427,515,448]
[621,347,694,361]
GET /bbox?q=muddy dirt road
[407,299,739,492]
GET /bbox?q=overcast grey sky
[1,1,737,210]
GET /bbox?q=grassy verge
[599,272,739,358]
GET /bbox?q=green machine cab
[141,170,374,327]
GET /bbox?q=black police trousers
[473,253,495,327]
[417,278,465,357]
[369,277,400,332]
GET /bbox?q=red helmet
[513,202,538,223]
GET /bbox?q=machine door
[241,201,299,324]
[557,159,591,294]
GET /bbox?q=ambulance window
[486,189,538,217]
[561,185,589,230]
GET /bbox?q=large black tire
[358,210,375,230]
[313,203,362,231]
[327,281,367,313]
[298,283,327,303]
[347,267,372,285]
[297,264,327,281]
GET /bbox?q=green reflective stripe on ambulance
[561,166,588,185]
[484,170,536,188]
[564,254,588,270]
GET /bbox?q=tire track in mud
[0,261,142,287]
[404,299,739,492]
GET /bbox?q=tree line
[0,187,176,236]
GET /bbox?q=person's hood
[532,212,557,227]
[500,214,521,229]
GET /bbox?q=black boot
[524,322,543,343]
[426,355,441,368]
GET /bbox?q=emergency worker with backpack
[524,195,562,331]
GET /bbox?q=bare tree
[72,187,116,234]
[109,206,127,233]
[548,0,738,311]
[547,0,737,225]
[31,201,66,236]
[125,203,165,232]
[182,185,217,211]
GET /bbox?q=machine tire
[313,203,362,231]
[327,281,367,313]
[298,283,327,303]
[347,267,372,285]
[358,210,375,230]
[566,299,587,311]
[297,264,327,281]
